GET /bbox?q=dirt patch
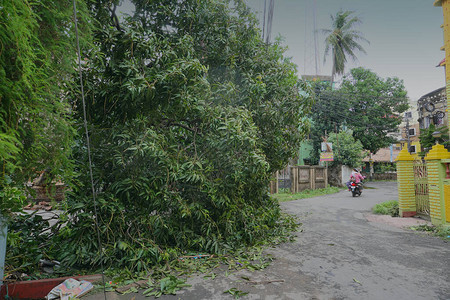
[364,213,430,229]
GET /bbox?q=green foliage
[410,224,450,241]
[0,0,91,215]
[5,213,61,278]
[143,276,191,298]
[224,288,249,299]
[372,200,399,217]
[272,186,341,202]
[307,83,347,164]
[57,0,312,272]
[418,124,449,157]
[340,67,409,154]
[309,70,401,165]
[323,10,368,79]
[327,130,365,167]
[375,162,396,173]
[0,183,26,217]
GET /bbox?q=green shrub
[372,200,399,217]
[411,224,450,241]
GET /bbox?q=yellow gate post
[396,148,416,217]
[434,0,450,226]
[425,144,450,225]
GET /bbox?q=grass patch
[272,186,342,202]
[410,224,450,241]
[372,200,399,217]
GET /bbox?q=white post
[0,215,7,286]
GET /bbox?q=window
[433,112,445,125]
[424,117,431,129]
[408,128,416,136]
[409,145,416,153]
[405,112,412,119]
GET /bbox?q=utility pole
[312,0,320,76]
[405,116,411,152]
[262,0,266,41]
[265,0,275,44]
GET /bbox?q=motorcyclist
[347,168,365,190]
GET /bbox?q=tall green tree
[340,67,409,154]
[323,10,368,84]
[308,81,349,164]
[327,130,364,167]
[418,124,449,156]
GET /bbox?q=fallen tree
[8,0,313,274]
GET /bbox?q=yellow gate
[413,159,429,215]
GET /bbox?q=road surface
[87,181,450,300]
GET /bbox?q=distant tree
[418,124,449,157]
[327,130,365,167]
[340,68,409,154]
[323,10,369,83]
[308,83,349,164]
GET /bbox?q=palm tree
[323,10,369,85]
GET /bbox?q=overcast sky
[245,0,445,101]
[118,0,445,101]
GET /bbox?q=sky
[118,0,445,101]
[245,0,445,101]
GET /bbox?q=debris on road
[115,279,150,294]
[46,278,93,300]
[179,254,212,260]
[245,279,285,285]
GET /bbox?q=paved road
[88,182,450,300]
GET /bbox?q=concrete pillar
[396,148,416,217]
[432,1,450,225]
[425,144,450,225]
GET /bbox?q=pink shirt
[351,173,364,183]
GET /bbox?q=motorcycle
[349,181,363,197]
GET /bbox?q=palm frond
[323,10,369,78]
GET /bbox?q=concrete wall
[341,165,353,186]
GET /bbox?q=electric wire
[72,1,107,298]
[308,106,406,128]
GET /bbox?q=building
[417,86,447,130]
[401,101,421,154]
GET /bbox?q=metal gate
[278,166,291,190]
[413,159,429,215]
